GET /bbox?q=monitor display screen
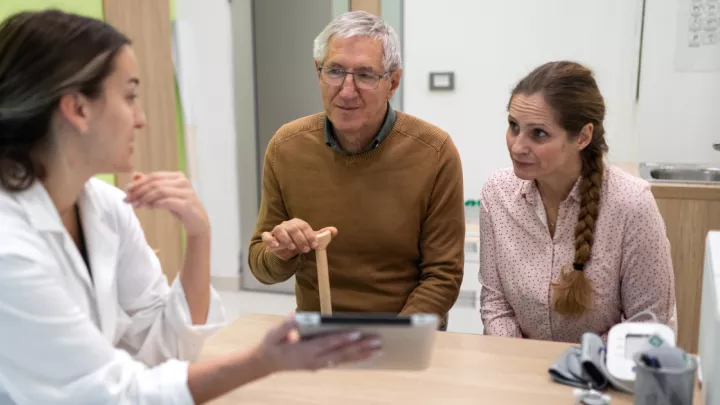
[625,334,650,359]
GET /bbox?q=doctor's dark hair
[0,9,130,191]
[509,61,608,317]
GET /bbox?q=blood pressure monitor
[605,321,676,382]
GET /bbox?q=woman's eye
[509,122,519,132]
[534,129,548,138]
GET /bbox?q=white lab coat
[0,178,227,404]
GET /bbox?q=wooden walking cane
[315,230,334,315]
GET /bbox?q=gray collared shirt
[324,102,397,155]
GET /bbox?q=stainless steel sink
[639,163,720,184]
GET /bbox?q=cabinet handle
[636,0,648,103]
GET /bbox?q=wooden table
[200,313,695,405]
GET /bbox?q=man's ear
[388,68,403,99]
[57,92,91,133]
[577,122,593,150]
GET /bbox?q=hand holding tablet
[295,312,439,370]
[255,314,383,372]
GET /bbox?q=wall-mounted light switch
[429,72,455,91]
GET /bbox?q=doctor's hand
[255,315,382,373]
[262,219,337,261]
[124,172,210,237]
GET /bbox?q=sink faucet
[715,142,720,151]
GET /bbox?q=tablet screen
[317,313,412,325]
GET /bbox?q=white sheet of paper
[675,0,720,71]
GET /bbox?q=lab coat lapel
[15,181,95,290]
[78,187,119,343]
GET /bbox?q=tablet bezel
[294,312,440,371]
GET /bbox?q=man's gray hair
[313,11,402,72]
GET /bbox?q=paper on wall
[675,0,720,72]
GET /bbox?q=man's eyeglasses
[317,67,391,90]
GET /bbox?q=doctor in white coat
[0,10,383,405]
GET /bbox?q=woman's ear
[577,123,593,151]
[57,92,91,133]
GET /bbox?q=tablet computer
[294,312,440,371]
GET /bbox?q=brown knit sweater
[248,111,465,320]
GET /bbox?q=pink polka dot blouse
[478,165,676,343]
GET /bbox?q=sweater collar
[324,101,397,155]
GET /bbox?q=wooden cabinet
[651,184,720,354]
[350,0,381,15]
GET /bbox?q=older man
[248,11,464,328]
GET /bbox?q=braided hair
[510,61,608,316]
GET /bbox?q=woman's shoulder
[602,165,654,213]
[83,177,132,214]
[481,167,524,202]
[0,183,41,232]
[483,167,523,191]
[0,187,49,261]
[85,177,128,202]
[0,186,25,218]
[82,178,141,234]
[604,165,652,199]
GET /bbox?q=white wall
[404,0,644,200]
[637,0,720,165]
[172,0,720,280]
[231,0,261,287]
[175,0,240,278]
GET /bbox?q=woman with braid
[478,61,676,342]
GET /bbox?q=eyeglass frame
[316,66,393,90]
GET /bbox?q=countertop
[197,313,694,405]
[612,161,720,200]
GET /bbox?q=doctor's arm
[0,244,373,404]
[478,193,523,338]
[0,243,241,405]
[618,186,676,330]
[124,172,212,325]
[400,138,465,317]
[120,172,226,366]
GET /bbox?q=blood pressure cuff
[548,333,611,390]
